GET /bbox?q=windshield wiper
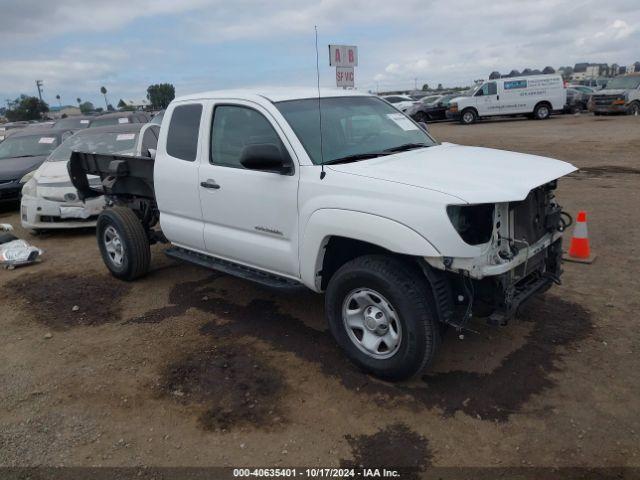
[322,152,389,165]
[382,142,429,153]
[7,154,38,158]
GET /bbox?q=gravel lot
[1,114,639,471]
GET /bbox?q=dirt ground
[1,114,639,473]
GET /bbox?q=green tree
[76,97,82,105]
[100,86,109,109]
[79,101,95,114]
[107,104,115,112]
[146,83,175,109]
[5,94,49,121]
[117,99,126,109]
[421,83,429,91]
[437,83,443,90]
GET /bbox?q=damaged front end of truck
[423,180,573,328]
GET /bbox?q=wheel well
[534,101,552,111]
[319,236,399,290]
[462,106,478,115]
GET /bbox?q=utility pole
[35,80,45,119]
[35,80,44,102]
[414,77,417,90]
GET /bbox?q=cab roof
[174,87,371,104]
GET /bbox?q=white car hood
[328,143,577,204]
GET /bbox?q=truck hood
[327,143,577,203]
[0,155,47,181]
[592,89,626,96]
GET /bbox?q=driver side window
[476,82,497,97]
[210,105,286,169]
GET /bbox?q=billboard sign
[329,45,358,67]
[336,66,355,88]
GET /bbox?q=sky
[1,0,639,108]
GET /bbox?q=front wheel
[96,207,150,281]
[628,102,640,116]
[414,112,429,123]
[325,255,441,380]
[460,108,477,125]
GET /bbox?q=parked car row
[390,72,640,125]
[0,113,160,233]
[0,110,160,144]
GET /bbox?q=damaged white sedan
[21,122,159,231]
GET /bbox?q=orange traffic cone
[564,211,596,263]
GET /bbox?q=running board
[165,246,305,291]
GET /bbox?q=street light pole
[35,80,44,102]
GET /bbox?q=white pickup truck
[68,88,576,380]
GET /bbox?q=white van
[448,75,566,124]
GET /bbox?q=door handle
[200,180,220,190]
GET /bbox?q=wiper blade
[322,152,388,165]
[382,143,428,153]
[9,154,38,158]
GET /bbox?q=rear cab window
[166,104,203,161]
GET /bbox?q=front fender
[300,209,441,291]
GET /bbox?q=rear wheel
[325,255,441,380]
[533,103,551,120]
[460,108,477,125]
[96,207,150,281]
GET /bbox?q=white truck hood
[328,143,577,204]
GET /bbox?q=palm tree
[76,97,82,105]
[100,86,109,109]
[55,94,62,108]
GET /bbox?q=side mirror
[418,122,429,133]
[240,143,292,174]
[147,148,156,159]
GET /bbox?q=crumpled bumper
[21,192,105,229]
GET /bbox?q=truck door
[197,101,300,278]
[475,81,498,116]
[154,102,206,251]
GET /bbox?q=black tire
[460,108,477,125]
[96,207,150,281]
[414,112,429,123]
[325,255,441,380]
[627,102,640,116]
[533,102,551,120]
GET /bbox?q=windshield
[421,96,441,104]
[89,116,131,128]
[0,134,59,160]
[464,85,481,96]
[150,111,164,125]
[48,131,139,162]
[275,96,436,165]
[54,117,92,129]
[605,76,640,90]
